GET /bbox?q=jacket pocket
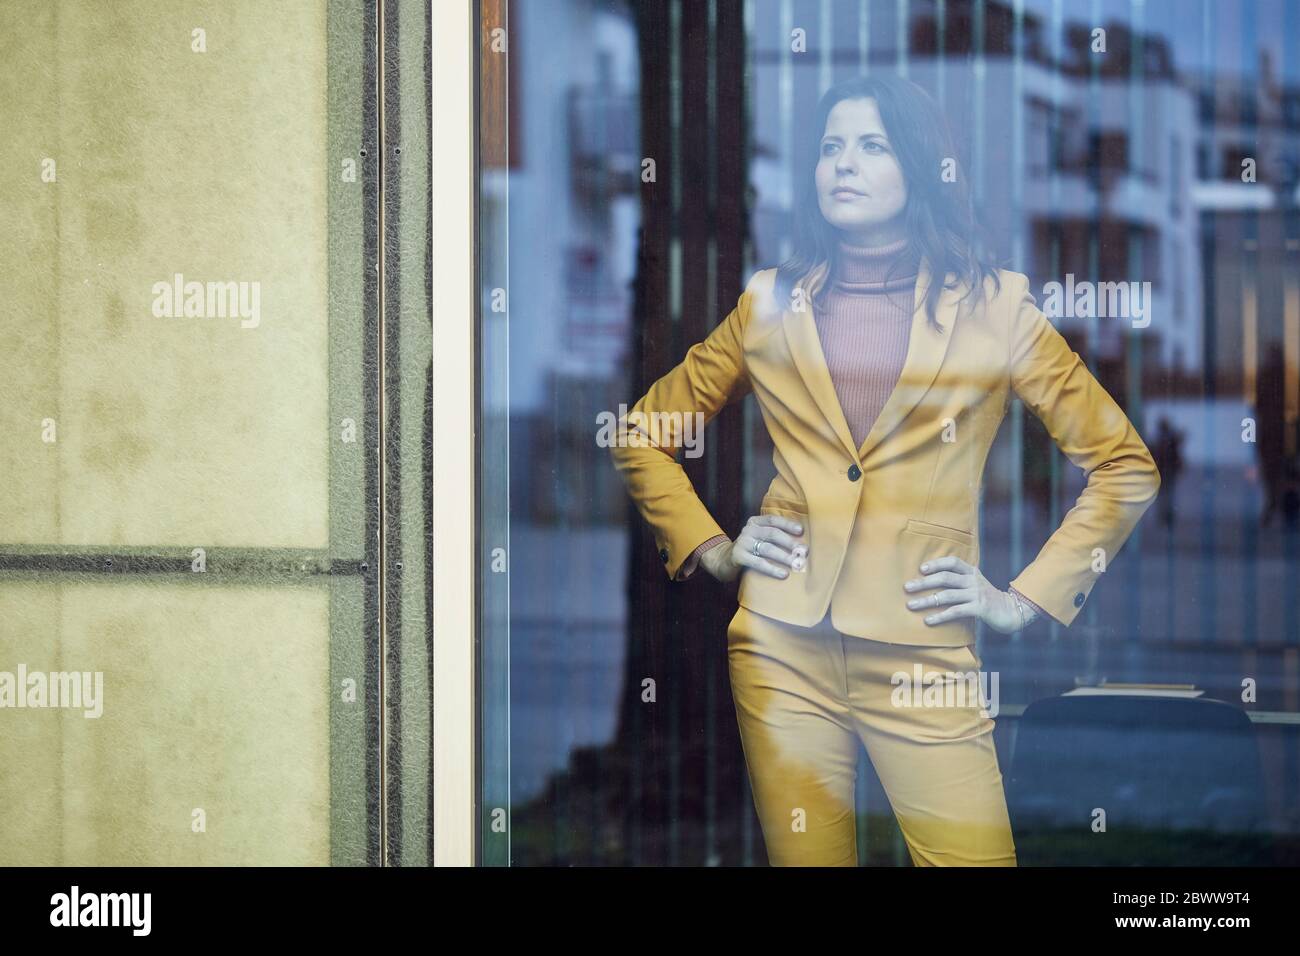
[760,495,808,518]
[904,517,974,547]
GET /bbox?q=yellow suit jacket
[610,262,1161,646]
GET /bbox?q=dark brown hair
[774,74,1001,331]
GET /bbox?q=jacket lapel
[857,260,960,462]
[780,258,961,465]
[782,290,860,462]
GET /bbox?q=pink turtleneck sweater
[676,237,1054,626]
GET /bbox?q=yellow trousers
[727,605,1017,866]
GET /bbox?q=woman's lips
[832,189,865,200]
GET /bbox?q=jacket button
[659,548,670,563]
[1073,591,1085,608]
[847,464,862,481]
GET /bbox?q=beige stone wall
[0,0,329,548]
[0,581,330,865]
[0,1,333,865]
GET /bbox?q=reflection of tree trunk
[1256,342,1296,526]
[607,0,752,865]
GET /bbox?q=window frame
[430,0,477,867]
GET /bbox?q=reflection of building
[747,0,1299,472]
[480,0,640,414]
[1193,55,1300,391]
[478,0,642,526]
[749,4,1201,375]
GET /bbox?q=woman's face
[815,97,908,245]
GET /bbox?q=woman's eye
[821,143,837,156]
[863,141,885,154]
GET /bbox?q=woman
[609,76,1161,866]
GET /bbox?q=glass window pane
[475,0,1299,867]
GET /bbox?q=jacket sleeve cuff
[1008,556,1089,627]
[653,511,728,580]
[673,534,731,582]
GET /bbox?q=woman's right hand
[698,514,807,583]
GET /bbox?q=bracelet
[1008,589,1031,630]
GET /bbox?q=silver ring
[752,538,762,557]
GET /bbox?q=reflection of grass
[504,805,1292,865]
[506,806,910,866]
[500,770,621,866]
[1012,828,1286,867]
[491,742,1299,866]
[858,812,911,867]
[505,813,602,867]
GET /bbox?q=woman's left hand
[903,555,1026,634]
